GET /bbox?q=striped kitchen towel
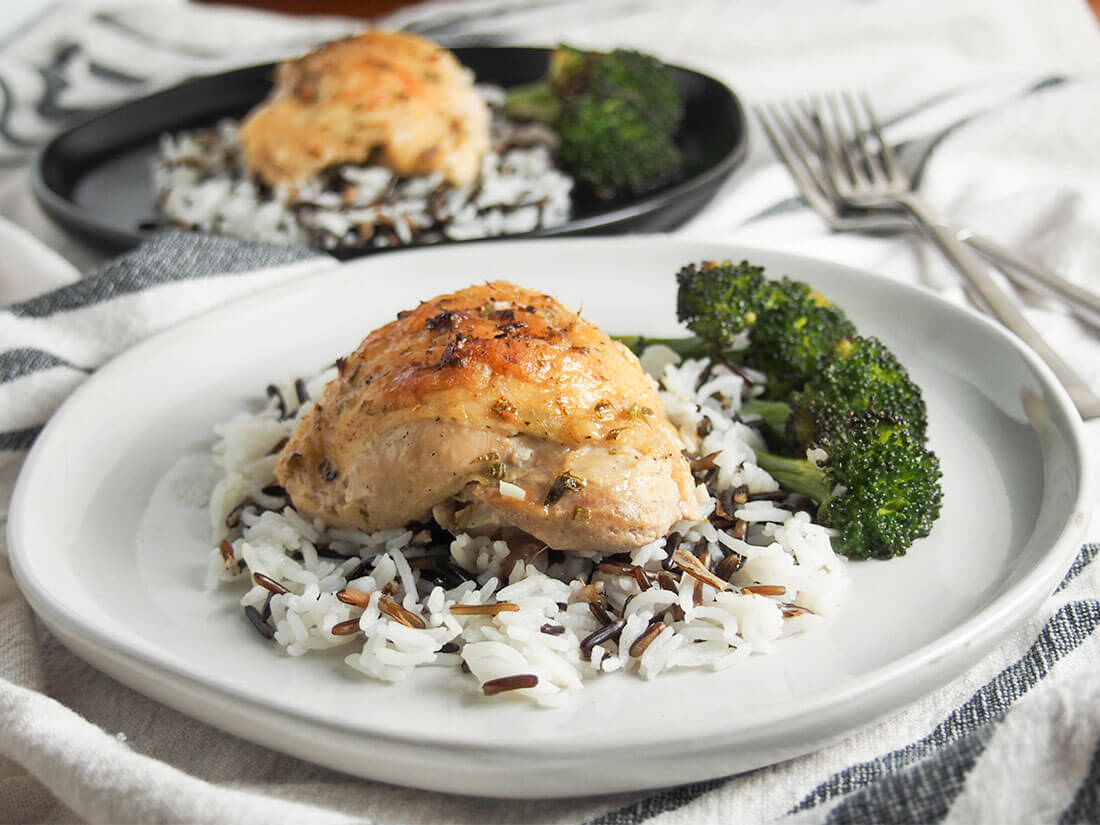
[2,0,1100,822]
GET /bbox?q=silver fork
[765,92,1100,421]
[755,101,1100,330]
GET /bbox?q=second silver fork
[758,93,1100,421]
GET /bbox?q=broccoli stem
[738,399,790,435]
[503,82,560,123]
[751,450,832,508]
[613,335,708,360]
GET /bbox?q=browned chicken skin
[275,282,700,553]
[239,30,491,189]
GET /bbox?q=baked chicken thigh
[275,282,700,553]
[239,30,491,189]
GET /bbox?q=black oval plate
[32,47,747,256]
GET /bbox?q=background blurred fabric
[1,0,1100,822]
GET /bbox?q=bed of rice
[206,349,848,707]
[153,87,573,252]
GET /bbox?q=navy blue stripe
[0,75,40,149]
[1057,544,1098,593]
[792,598,1100,815]
[6,232,322,318]
[0,427,41,451]
[1058,730,1100,824]
[825,725,996,825]
[0,349,90,383]
[583,779,727,825]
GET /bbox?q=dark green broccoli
[548,46,685,133]
[504,46,685,198]
[753,410,943,559]
[675,260,857,398]
[787,335,927,445]
[556,95,682,196]
[618,260,942,559]
[738,335,929,448]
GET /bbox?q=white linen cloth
[2,0,1100,822]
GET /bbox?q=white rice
[154,87,572,252]
[207,352,848,707]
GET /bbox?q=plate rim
[29,46,748,252]
[8,236,1092,769]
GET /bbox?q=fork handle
[962,232,1100,330]
[897,193,1100,420]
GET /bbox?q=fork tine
[859,91,906,184]
[780,100,835,194]
[755,103,834,204]
[842,91,886,183]
[825,92,869,187]
[805,95,852,193]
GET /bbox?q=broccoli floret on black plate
[556,94,682,197]
[504,46,685,198]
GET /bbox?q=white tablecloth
[2,1,1100,821]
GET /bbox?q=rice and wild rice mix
[206,348,848,706]
[153,87,573,252]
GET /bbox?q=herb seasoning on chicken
[274,282,700,552]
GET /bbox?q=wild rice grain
[225,501,251,529]
[244,605,274,639]
[266,384,287,419]
[662,532,683,571]
[449,602,520,616]
[482,674,539,696]
[580,618,625,653]
[331,618,362,636]
[540,623,566,636]
[379,594,426,628]
[597,561,635,577]
[219,539,234,561]
[253,572,289,595]
[588,602,613,626]
[337,588,371,607]
[716,552,745,581]
[742,585,787,597]
[629,621,666,657]
[781,602,814,617]
[673,548,729,592]
[657,571,678,592]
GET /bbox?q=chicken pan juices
[206,261,942,706]
[154,32,686,252]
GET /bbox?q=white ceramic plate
[9,237,1090,798]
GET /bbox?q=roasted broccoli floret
[620,260,941,559]
[753,411,943,559]
[504,46,685,198]
[675,260,857,398]
[548,46,684,133]
[556,95,682,196]
[738,335,929,447]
